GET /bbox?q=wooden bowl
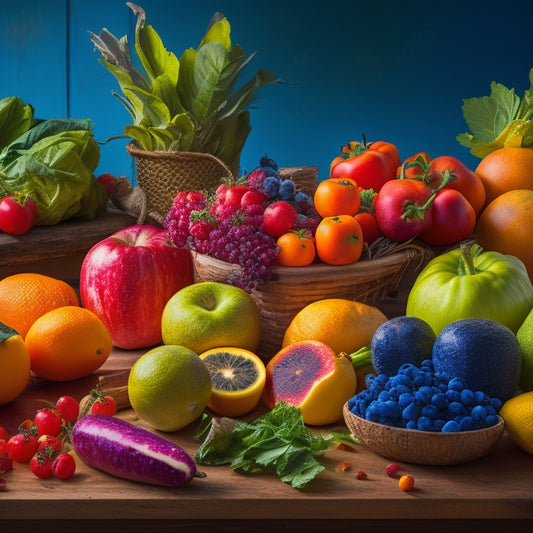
[343,402,505,466]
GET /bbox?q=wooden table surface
[1,348,532,533]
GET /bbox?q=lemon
[0,322,31,406]
[500,391,533,455]
[199,347,266,417]
[128,345,212,432]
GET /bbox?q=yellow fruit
[263,340,357,426]
[199,347,266,417]
[25,306,112,382]
[282,298,388,355]
[0,322,31,405]
[516,306,533,391]
[128,345,212,432]
[500,391,533,455]
[0,273,79,339]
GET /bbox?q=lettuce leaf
[457,68,533,157]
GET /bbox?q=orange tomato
[276,231,316,267]
[314,178,361,218]
[315,215,363,265]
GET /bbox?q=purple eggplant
[71,414,205,486]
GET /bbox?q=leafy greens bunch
[0,97,106,225]
[194,401,355,490]
[457,67,533,158]
[89,2,281,177]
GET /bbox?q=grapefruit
[263,340,357,426]
[128,345,212,432]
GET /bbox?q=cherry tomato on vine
[276,230,316,267]
[419,189,476,246]
[90,396,117,416]
[314,178,361,218]
[315,215,364,265]
[0,196,36,235]
[55,395,80,423]
[34,408,62,438]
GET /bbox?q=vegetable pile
[0,96,106,234]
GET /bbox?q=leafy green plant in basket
[89,2,282,176]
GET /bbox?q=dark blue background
[1,0,531,182]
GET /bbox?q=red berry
[55,396,80,423]
[34,408,62,438]
[90,396,117,416]
[386,463,400,476]
[0,426,10,442]
[262,201,298,237]
[53,453,76,480]
[0,452,13,474]
[7,433,38,463]
[224,185,250,207]
[30,452,54,479]
[356,470,368,480]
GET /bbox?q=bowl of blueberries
[343,359,505,465]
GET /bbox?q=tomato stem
[459,242,483,275]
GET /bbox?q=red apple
[80,224,194,349]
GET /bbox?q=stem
[459,242,482,275]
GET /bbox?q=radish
[71,414,205,486]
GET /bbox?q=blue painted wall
[2,0,531,183]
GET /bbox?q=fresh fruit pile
[164,157,318,291]
[0,390,117,486]
[347,359,503,432]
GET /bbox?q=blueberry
[398,393,415,408]
[442,420,460,432]
[378,390,392,402]
[402,402,420,420]
[417,417,433,431]
[470,405,488,421]
[459,416,475,431]
[421,404,440,419]
[433,419,446,431]
[448,377,464,391]
[431,392,449,409]
[460,389,475,405]
[448,401,467,415]
[446,389,461,403]
[485,414,499,427]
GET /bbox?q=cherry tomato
[0,427,10,442]
[314,178,361,218]
[30,452,54,479]
[354,212,382,244]
[276,231,316,266]
[34,409,62,438]
[55,396,80,423]
[37,435,64,454]
[374,179,433,242]
[52,452,76,480]
[262,201,298,237]
[419,189,476,246]
[331,138,401,192]
[6,433,38,463]
[0,196,35,235]
[90,396,117,416]
[315,215,364,265]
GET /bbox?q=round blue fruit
[432,318,521,403]
[371,316,436,376]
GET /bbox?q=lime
[517,306,533,392]
[128,345,212,432]
[199,347,266,417]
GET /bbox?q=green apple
[161,281,262,354]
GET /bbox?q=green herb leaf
[194,402,354,490]
[0,322,19,343]
[457,68,533,157]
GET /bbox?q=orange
[475,147,533,207]
[475,189,533,280]
[0,322,31,405]
[0,273,79,340]
[500,391,533,455]
[282,298,388,355]
[25,306,112,382]
[314,178,361,218]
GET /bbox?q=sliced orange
[199,347,266,417]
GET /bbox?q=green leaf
[0,321,20,343]
[199,15,231,50]
[0,97,35,151]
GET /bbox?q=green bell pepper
[406,243,533,336]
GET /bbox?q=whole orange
[475,147,533,207]
[282,298,388,355]
[25,306,112,382]
[0,273,79,339]
[475,189,533,280]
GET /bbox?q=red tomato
[0,196,35,235]
[354,212,382,244]
[315,215,364,265]
[430,155,486,216]
[262,201,298,237]
[314,178,361,218]
[396,152,431,178]
[330,138,401,192]
[374,179,433,242]
[276,231,316,266]
[419,189,476,246]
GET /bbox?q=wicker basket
[126,142,234,220]
[192,242,433,361]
